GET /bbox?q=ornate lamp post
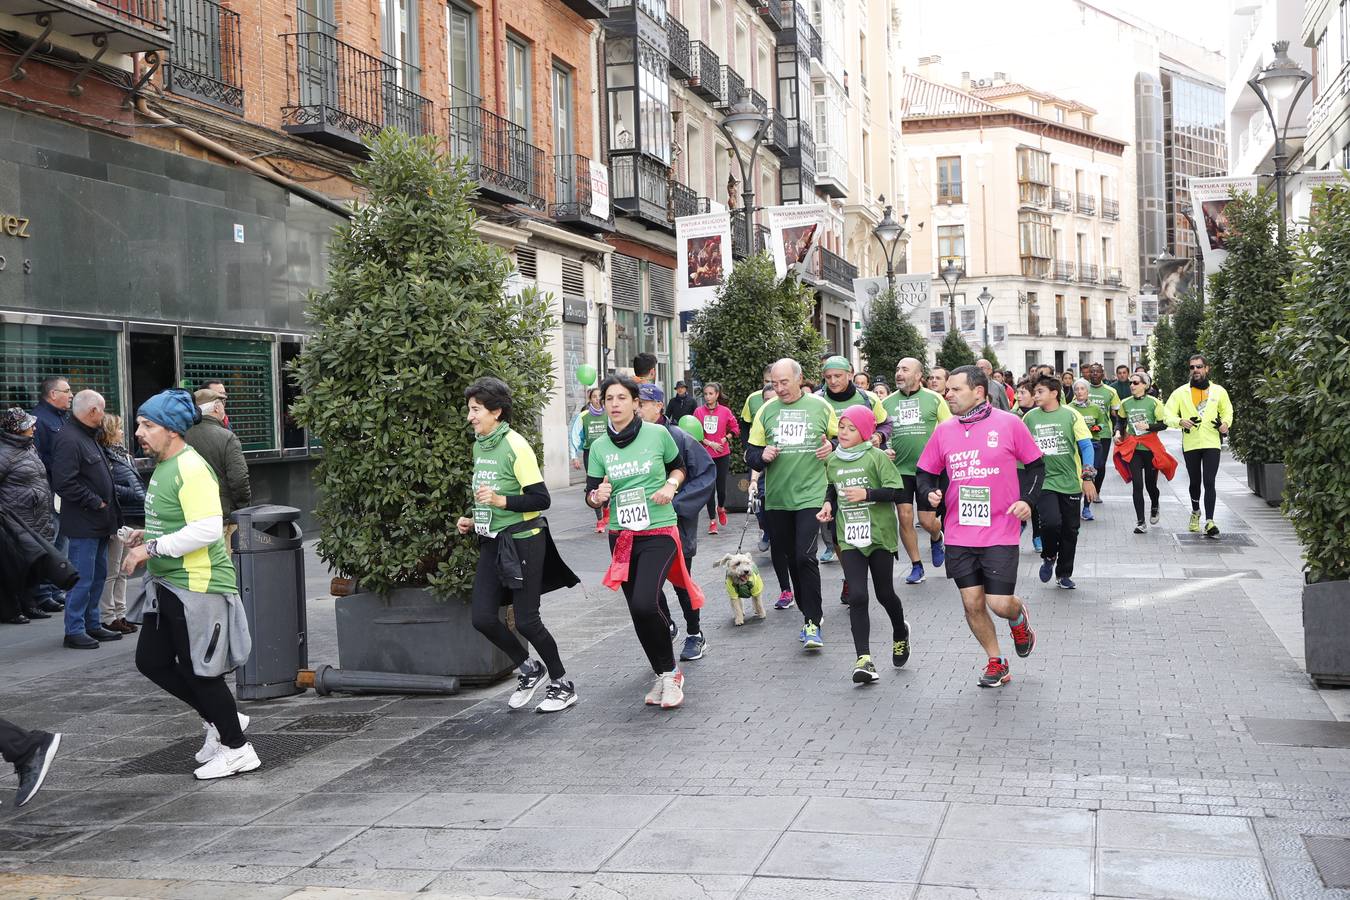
[1246,40,1312,245]
[976,286,995,349]
[870,196,908,290]
[939,257,964,334]
[717,90,769,254]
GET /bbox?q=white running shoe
[508,661,546,710]
[193,742,261,780]
[659,670,685,709]
[195,712,250,764]
[536,680,577,713]
[644,674,665,706]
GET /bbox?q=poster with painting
[675,211,733,312]
[1189,176,1258,271]
[766,204,829,280]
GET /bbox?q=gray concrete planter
[1246,461,1264,496]
[1260,463,1286,507]
[1304,577,1350,688]
[335,587,515,685]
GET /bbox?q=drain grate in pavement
[110,731,344,776]
[1242,717,1350,749]
[1183,568,1262,579]
[0,827,84,853]
[278,713,379,734]
[1304,835,1350,888]
[1174,532,1255,547]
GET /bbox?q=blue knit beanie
[137,388,200,435]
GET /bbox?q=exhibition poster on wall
[766,204,829,281]
[1189,176,1258,271]
[675,211,733,312]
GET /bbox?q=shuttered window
[648,263,674,317]
[612,254,640,309]
[0,324,121,414]
[181,336,275,451]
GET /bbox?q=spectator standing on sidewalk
[30,375,71,614]
[52,390,122,650]
[666,381,698,422]
[185,387,251,544]
[198,380,231,430]
[0,407,56,623]
[99,414,144,635]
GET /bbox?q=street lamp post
[870,196,908,290]
[976,286,995,349]
[717,90,769,255]
[939,258,964,335]
[1246,40,1312,246]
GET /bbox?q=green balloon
[678,415,705,442]
[577,364,597,386]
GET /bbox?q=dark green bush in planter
[936,329,976,371]
[1264,178,1350,686]
[688,253,825,488]
[1199,191,1292,473]
[291,129,556,681]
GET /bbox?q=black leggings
[471,531,565,680]
[839,549,907,656]
[610,533,677,674]
[583,451,602,520]
[136,585,244,749]
[707,455,730,517]
[1036,490,1082,578]
[1085,439,1109,506]
[0,717,45,765]
[1184,447,1221,519]
[764,508,823,626]
[1130,448,1161,523]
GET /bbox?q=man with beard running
[883,357,949,585]
[746,358,838,650]
[1164,354,1232,538]
[917,366,1044,688]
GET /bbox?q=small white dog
[714,553,766,626]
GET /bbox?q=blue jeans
[65,536,109,637]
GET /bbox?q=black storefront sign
[562,295,588,325]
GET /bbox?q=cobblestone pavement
[1,433,1348,899]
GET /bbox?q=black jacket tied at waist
[487,518,579,597]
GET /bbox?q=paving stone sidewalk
[1,433,1348,899]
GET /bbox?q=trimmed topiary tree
[979,345,1002,372]
[291,129,556,598]
[859,288,927,382]
[688,253,824,472]
[1199,191,1290,464]
[936,329,977,371]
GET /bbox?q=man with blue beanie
[120,389,260,780]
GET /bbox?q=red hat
[839,406,876,443]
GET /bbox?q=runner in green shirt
[569,388,609,531]
[1022,375,1097,590]
[585,374,690,709]
[458,377,576,714]
[1118,372,1168,533]
[747,358,838,648]
[883,357,951,585]
[819,406,911,684]
[815,355,889,571]
[740,364,775,429]
[1081,364,1121,519]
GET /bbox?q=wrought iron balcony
[1056,316,1068,336]
[687,41,721,102]
[1081,317,1093,337]
[165,0,242,113]
[1053,260,1074,281]
[282,18,434,154]
[667,15,691,79]
[1052,188,1072,211]
[747,88,768,114]
[1106,320,1117,339]
[755,0,782,30]
[1075,192,1096,215]
[766,107,790,157]
[716,65,744,110]
[729,216,769,259]
[95,0,168,35]
[446,102,546,208]
[0,0,171,63]
[1103,266,1123,286]
[670,180,699,221]
[778,1,820,60]
[1101,198,1119,220]
[815,246,857,291]
[1077,263,1098,283]
[610,151,671,229]
[552,154,615,233]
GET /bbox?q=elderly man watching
[185,388,251,543]
[52,390,122,649]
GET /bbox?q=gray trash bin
[231,504,307,700]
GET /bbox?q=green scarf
[834,442,868,462]
[475,421,510,452]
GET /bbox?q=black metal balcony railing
[1078,263,1099,283]
[778,1,820,60]
[1102,198,1120,220]
[552,153,615,232]
[816,246,857,291]
[670,180,699,221]
[282,16,434,153]
[1081,318,1093,337]
[1076,192,1096,215]
[1052,188,1072,211]
[747,88,768,114]
[610,152,670,227]
[766,107,789,156]
[1106,320,1117,339]
[98,0,168,31]
[165,0,243,113]
[717,66,744,110]
[688,41,721,102]
[667,15,692,79]
[446,103,546,208]
[755,0,783,30]
[1103,266,1123,286]
[1053,260,1074,281]
[1056,316,1068,336]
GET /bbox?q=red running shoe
[978,657,1010,688]
[718,507,728,526]
[708,520,719,535]
[1009,604,1036,658]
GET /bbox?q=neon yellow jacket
[1163,383,1233,451]
[726,569,764,600]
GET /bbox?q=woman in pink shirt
[699,382,740,534]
